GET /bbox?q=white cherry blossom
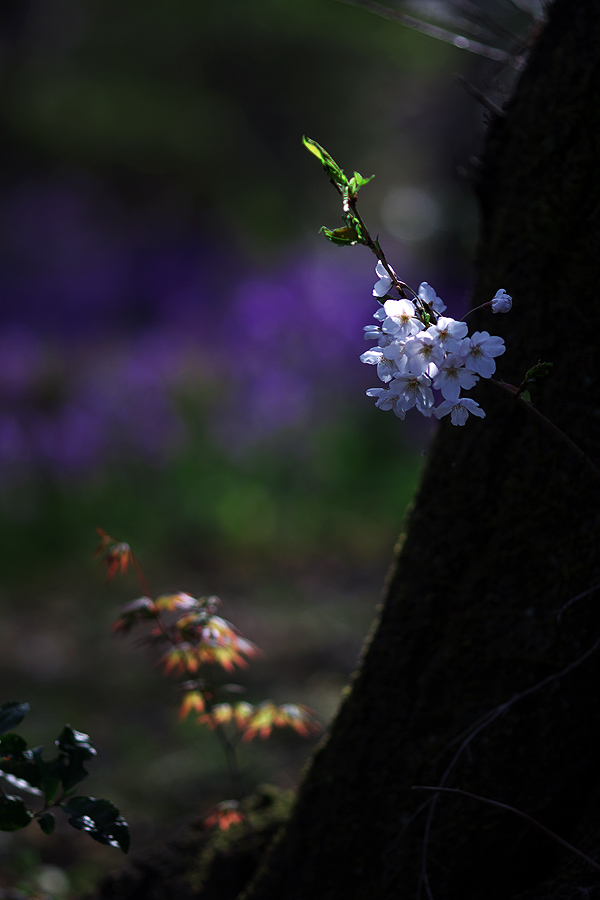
[365,384,406,419]
[491,288,512,314]
[432,353,479,401]
[434,397,486,426]
[373,261,393,298]
[418,282,446,315]
[460,331,505,378]
[403,332,445,377]
[363,324,384,341]
[425,316,468,353]
[389,373,435,416]
[382,297,423,339]
[360,342,407,382]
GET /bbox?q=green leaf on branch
[56,726,97,791]
[0,733,28,754]
[302,136,348,187]
[0,702,30,736]
[0,772,43,796]
[525,360,553,384]
[0,733,44,793]
[0,795,34,831]
[348,171,374,198]
[319,224,361,246]
[61,796,130,853]
[38,813,56,835]
[32,746,61,804]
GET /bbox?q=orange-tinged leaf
[178,690,206,720]
[155,592,198,612]
[195,617,260,672]
[242,702,321,741]
[274,703,321,736]
[160,644,202,676]
[242,701,278,741]
[111,597,158,634]
[198,703,234,728]
[95,529,134,583]
[203,800,244,831]
[232,702,254,728]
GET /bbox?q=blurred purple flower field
[0,175,414,482]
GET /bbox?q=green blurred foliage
[1,0,470,253]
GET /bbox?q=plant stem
[331,179,416,302]
[214,723,245,801]
[131,552,153,600]
[195,661,245,801]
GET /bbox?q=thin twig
[214,722,245,801]
[556,581,600,621]
[446,0,523,44]
[330,175,416,302]
[436,634,600,765]
[418,634,600,896]
[413,786,600,874]
[131,551,153,601]
[334,0,511,61]
[490,378,600,482]
[455,74,505,116]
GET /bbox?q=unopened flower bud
[491,289,512,314]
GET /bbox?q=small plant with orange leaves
[96,529,320,831]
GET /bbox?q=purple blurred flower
[0,174,462,480]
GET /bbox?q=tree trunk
[241,1,600,898]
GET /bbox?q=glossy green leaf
[348,171,374,197]
[0,733,28,754]
[319,225,360,246]
[38,812,56,835]
[302,136,348,187]
[0,795,34,831]
[0,702,30,736]
[32,746,61,804]
[0,733,42,792]
[62,796,130,853]
[56,726,97,791]
[525,360,553,383]
[0,771,43,796]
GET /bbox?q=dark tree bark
[240,2,600,898]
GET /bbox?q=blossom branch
[490,379,600,481]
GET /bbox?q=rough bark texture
[241,2,600,898]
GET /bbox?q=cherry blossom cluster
[361,262,511,426]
